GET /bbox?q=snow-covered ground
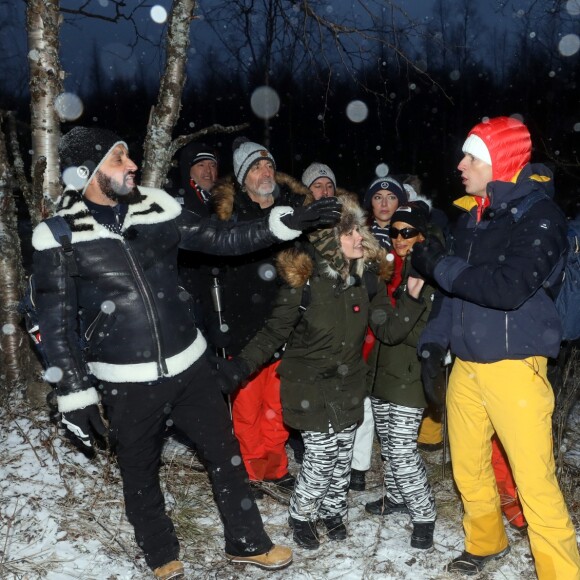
[0,397,578,580]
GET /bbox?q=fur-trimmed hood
[277,194,393,288]
[210,172,314,221]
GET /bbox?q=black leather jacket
[32,186,300,412]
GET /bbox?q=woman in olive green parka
[235,195,427,550]
[364,203,438,552]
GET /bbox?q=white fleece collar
[32,186,182,251]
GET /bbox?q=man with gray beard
[209,138,316,497]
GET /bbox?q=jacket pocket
[84,311,116,348]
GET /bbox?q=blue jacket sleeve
[433,205,567,310]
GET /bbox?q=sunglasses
[390,226,421,240]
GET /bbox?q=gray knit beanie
[232,137,276,186]
[301,163,337,189]
[59,126,127,195]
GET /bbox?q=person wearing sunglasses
[364,203,438,551]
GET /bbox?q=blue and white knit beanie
[363,176,407,209]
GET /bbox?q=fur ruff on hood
[210,172,314,221]
[277,194,393,288]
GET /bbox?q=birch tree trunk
[27,0,63,203]
[7,113,45,228]
[0,116,41,398]
[141,0,196,188]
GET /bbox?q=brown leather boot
[225,544,293,569]
[153,560,184,580]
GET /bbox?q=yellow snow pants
[447,356,580,580]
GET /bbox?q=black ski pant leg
[171,356,273,557]
[100,381,179,571]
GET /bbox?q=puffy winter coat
[239,196,426,432]
[420,163,567,362]
[31,187,301,411]
[368,257,435,408]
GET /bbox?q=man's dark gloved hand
[209,355,251,395]
[280,197,342,231]
[419,343,447,409]
[61,404,107,448]
[410,235,447,280]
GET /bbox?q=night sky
[3,0,579,209]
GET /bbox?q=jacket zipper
[505,313,509,353]
[121,239,168,376]
[460,220,478,359]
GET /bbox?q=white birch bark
[27,0,63,203]
[141,0,196,188]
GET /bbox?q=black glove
[280,197,342,231]
[419,343,447,409]
[210,355,251,395]
[61,404,107,448]
[411,235,446,280]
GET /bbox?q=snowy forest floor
[0,394,578,580]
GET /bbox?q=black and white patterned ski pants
[289,423,357,522]
[371,398,436,523]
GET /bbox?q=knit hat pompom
[232,136,250,152]
[232,137,275,185]
[462,116,531,182]
[363,175,407,209]
[59,126,127,195]
[391,203,429,235]
[301,162,337,189]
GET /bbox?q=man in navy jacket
[412,117,580,578]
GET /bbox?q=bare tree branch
[170,123,250,159]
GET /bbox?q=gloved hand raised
[210,355,251,395]
[61,404,107,448]
[419,343,447,409]
[280,197,342,231]
[411,235,447,280]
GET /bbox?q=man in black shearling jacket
[32,127,340,579]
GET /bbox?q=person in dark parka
[413,116,580,578]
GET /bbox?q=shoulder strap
[45,216,78,276]
[512,190,551,223]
